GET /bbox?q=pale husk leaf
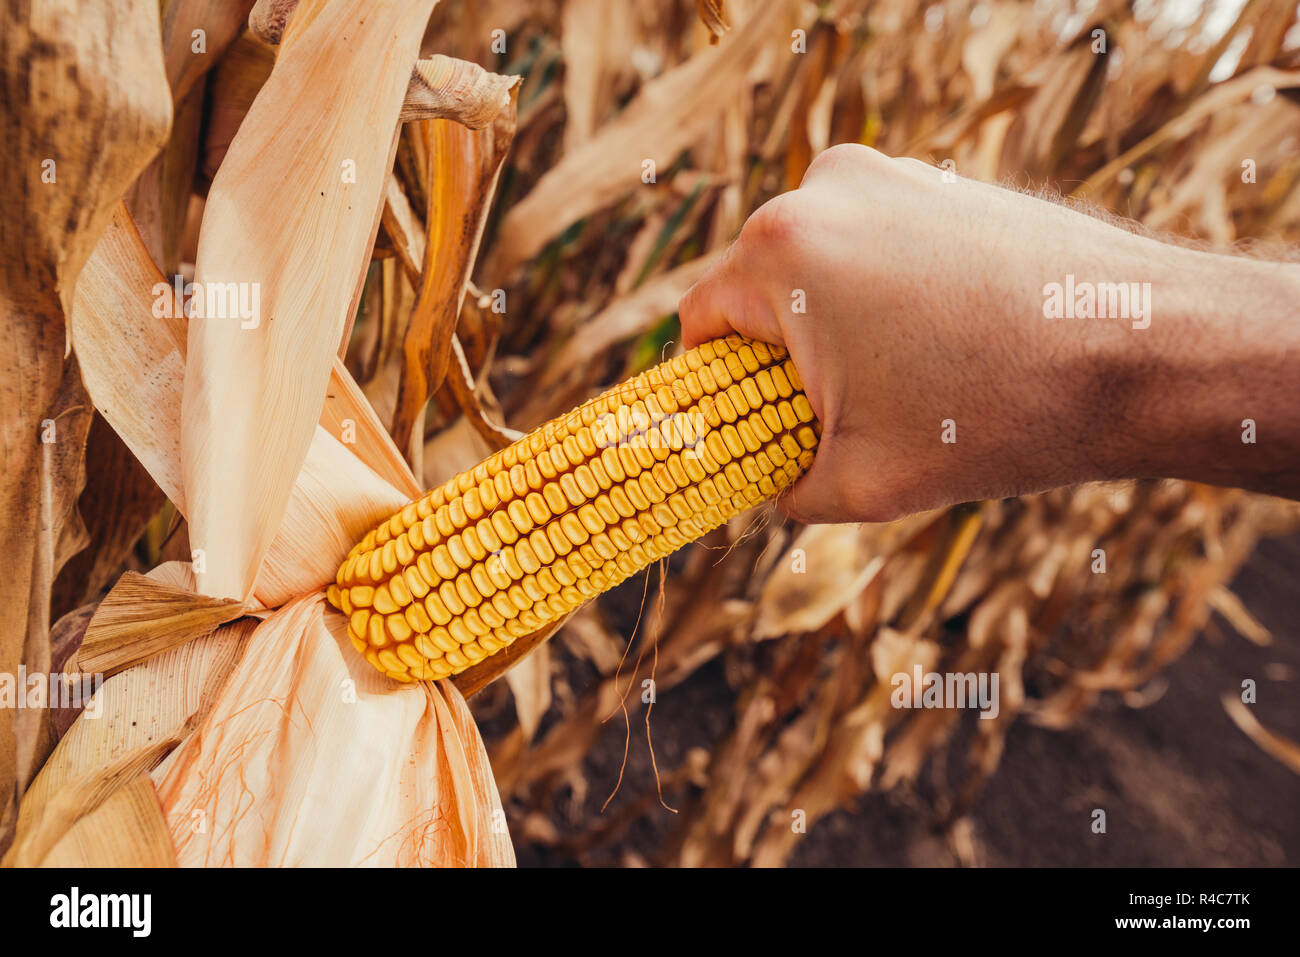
[182,0,436,600]
[73,571,244,679]
[154,593,515,866]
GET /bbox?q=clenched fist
[679,144,1300,522]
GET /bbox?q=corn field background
[2,0,1299,867]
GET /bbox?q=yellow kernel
[350,609,370,636]
[414,634,444,659]
[515,539,540,574]
[367,613,388,648]
[530,529,556,565]
[448,536,473,570]
[542,482,567,516]
[424,592,452,626]
[430,627,459,654]
[416,552,436,586]
[560,512,589,546]
[476,518,502,552]
[387,614,413,642]
[388,574,412,607]
[463,487,483,519]
[431,545,457,580]
[448,619,474,647]
[485,555,512,590]
[491,509,518,544]
[577,504,603,535]
[439,581,466,615]
[372,584,398,615]
[434,505,455,538]
[525,492,550,525]
[455,573,482,608]
[395,643,424,670]
[508,499,533,534]
[462,526,487,561]
[404,602,433,633]
[471,563,495,598]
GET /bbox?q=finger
[678,246,782,350]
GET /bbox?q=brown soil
[511,535,1299,867]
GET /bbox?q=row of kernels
[341,352,797,589]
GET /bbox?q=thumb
[677,245,783,350]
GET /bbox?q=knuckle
[894,156,932,174]
[740,192,806,249]
[803,142,885,183]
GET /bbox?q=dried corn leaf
[0,0,171,841]
[392,98,518,451]
[183,0,436,600]
[1222,693,1300,774]
[51,394,169,623]
[401,55,519,126]
[74,207,412,607]
[155,594,514,866]
[4,745,178,868]
[73,207,188,508]
[162,0,258,103]
[488,0,792,276]
[73,572,244,678]
[9,614,255,866]
[35,775,176,868]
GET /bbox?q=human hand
[678,144,1300,521]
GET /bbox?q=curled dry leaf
[247,0,297,46]
[696,0,732,44]
[1221,693,1300,775]
[73,571,245,679]
[392,94,518,451]
[401,55,521,127]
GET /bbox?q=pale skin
[678,144,1300,524]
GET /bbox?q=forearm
[1091,246,1300,498]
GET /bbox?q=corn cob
[326,335,820,682]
